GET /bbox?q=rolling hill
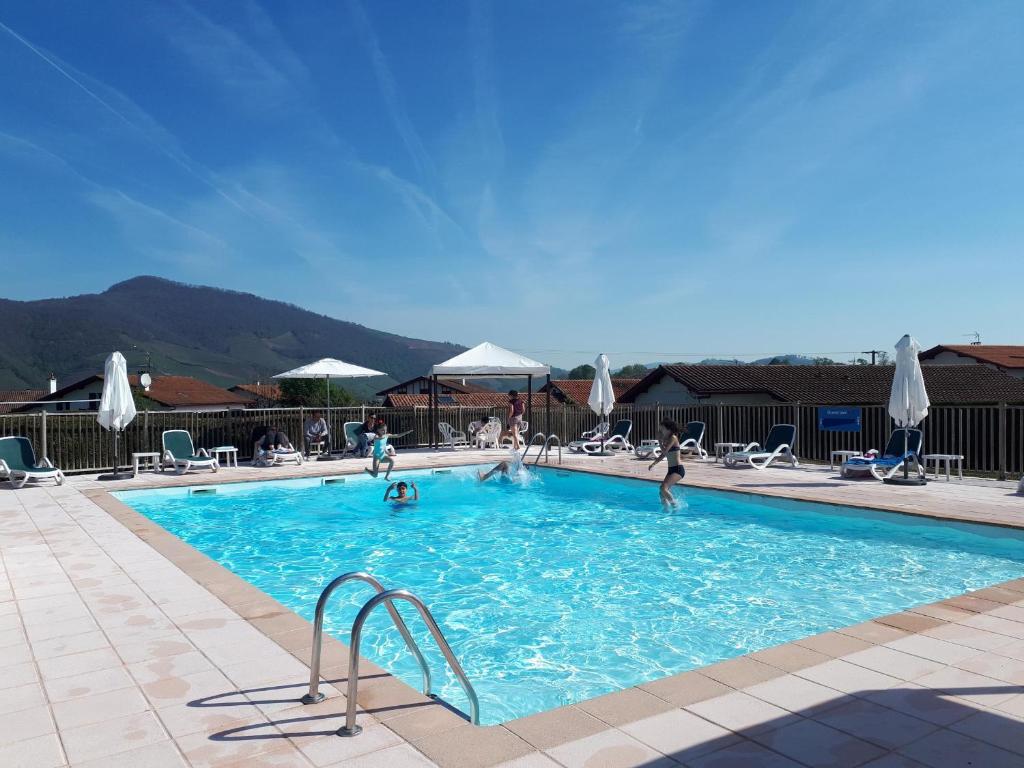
[0,277,465,396]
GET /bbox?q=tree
[811,357,835,365]
[615,364,649,378]
[876,351,891,365]
[567,364,596,380]
[767,357,791,365]
[278,379,357,407]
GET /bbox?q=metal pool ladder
[302,571,480,736]
[522,432,562,465]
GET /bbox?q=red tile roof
[540,379,640,407]
[15,374,245,410]
[919,345,1024,370]
[230,383,283,402]
[383,393,561,409]
[619,364,1024,405]
[376,376,493,397]
[0,389,46,415]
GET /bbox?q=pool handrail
[522,432,562,465]
[338,588,480,736]
[521,432,547,464]
[301,571,431,705]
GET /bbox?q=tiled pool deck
[4,449,1024,768]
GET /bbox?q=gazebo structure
[429,342,551,448]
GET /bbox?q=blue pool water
[116,466,1024,724]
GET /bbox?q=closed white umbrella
[588,354,616,455]
[273,358,386,460]
[887,334,930,485]
[97,351,137,480]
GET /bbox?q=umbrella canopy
[431,342,550,377]
[97,351,136,432]
[588,354,615,417]
[888,334,930,427]
[273,358,385,380]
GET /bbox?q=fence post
[716,403,723,443]
[999,402,1008,481]
[41,411,47,460]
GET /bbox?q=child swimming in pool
[648,418,684,507]
[364,425,413,480]
[384,481,418,503]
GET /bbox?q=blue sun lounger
[842,428,924,481]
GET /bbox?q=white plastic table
[923,453,964,481]
[831,450,861,471]
[714,442,744,463]
[132,451,161,478]
[209,446,239,468]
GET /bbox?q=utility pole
[862,350,884,365]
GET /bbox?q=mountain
[0,277,465,397]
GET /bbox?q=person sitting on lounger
[384,481,418,503]
[304,411,330,457]
[648,419,684,508]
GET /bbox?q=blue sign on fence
[818,407,862,432]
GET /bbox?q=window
[89,393,101,411]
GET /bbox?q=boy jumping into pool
[648,418,685,508]
[364,425,413,480]
[384,481,418,503]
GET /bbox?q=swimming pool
[116,465,1024,724]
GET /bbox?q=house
[539,379,640,408]
[919,345,1024,379]
[0,389,47,415]
[380,392,558,409]
[17,374,250,413]
[619,364,1024,406]
[229,383,284,407]
[375,376,492,399]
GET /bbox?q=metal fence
[1,403,1022,478]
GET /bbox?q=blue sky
[1,1,1022,368]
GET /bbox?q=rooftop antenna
[861,350,884,365]
[964,332,981,346]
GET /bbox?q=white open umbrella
[588,354,615,455]
[273,358,386,460]
[887,334,930,485]
[97,351,137,479]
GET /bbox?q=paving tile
[0,682,46,715]
[744,674,846,715]
[863,683,981,726]
[796,659,903,694]
[174,726,295,768]
[128,650,215,686]
[0,642,32,669]
[886,634,985,665]
[913,667,1019,707]
[52,686,151,729]
[216,742,317,767]
[685,739,804,768]
[493,754,560,768]
[858,754,930,767]
[875,612,946,634]
[949,709,1024,756]
[620,707,737,761]
[812,698,938,749]
[898,725,1024,768]
[0,704,57,745]
[700,656,785,688]
[141,668,236,709]
[43,665,136,702]
[545,728,676,768]
[61,710,169,763]
[922,623,1019,652]
[841,646,946,681]
[29,630,110,660]
[504,705,608,750]
[959,613,1024,639]
[956,651,1024,684]
[71,740,188,768]
[112,635,196,664]
[384,703,472,742]
[297,725,405,767]
[0,732,65,768]
[416,724,534,768]
[638,670,733,706]
[0,661,39,689]
[752,718,886,768]
[686,690,797,736]
[36,646,122,680]
[575,686,675,726]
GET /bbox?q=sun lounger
[569,422,610,452]
[634,422,707,460]
[342,421,363,458]
[0,436,65,489]
[724,424,798,470]
[162,430,219,474]
[439,421,469,450]
[580,419,634,454]
[842,429,924,481]
[259,448,304,466]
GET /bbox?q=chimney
[49,373,57,394]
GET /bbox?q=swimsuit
[665,444,684,479]
[373,437,389,460]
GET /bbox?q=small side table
[132,451,162,478]
[714,442,745,463]
[831,450,862,471]
[923,453,964,481]
[209,446,239,468]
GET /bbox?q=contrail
[0,18,251,215]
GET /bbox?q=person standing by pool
[648,419,685,507]
[505,390,525,451]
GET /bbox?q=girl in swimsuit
[648,419,685,507]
